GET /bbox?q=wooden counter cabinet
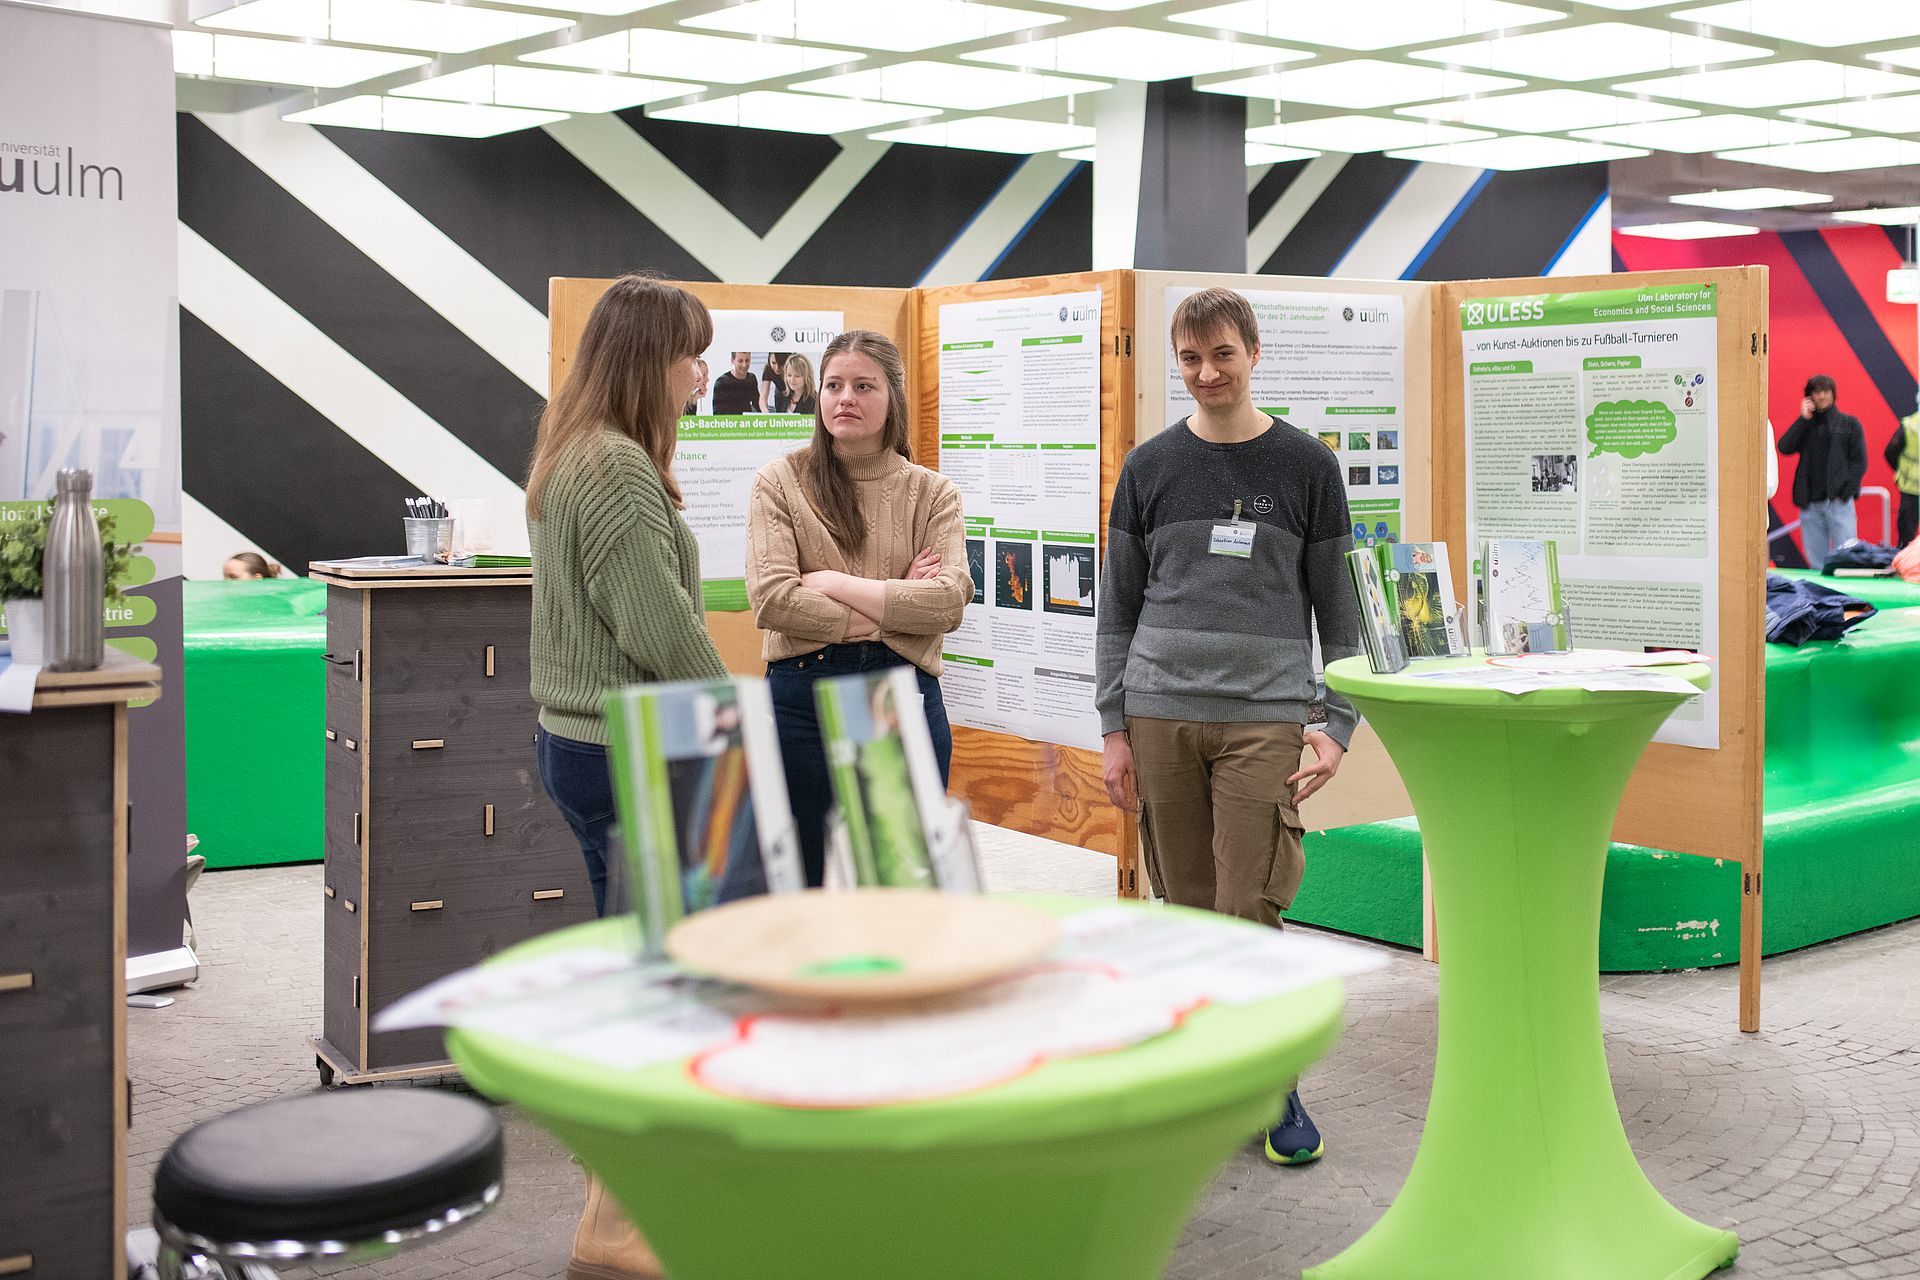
[311,562,592,1086]
[0,652,161,1280]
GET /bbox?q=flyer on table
[1459,284,1720,749]
[1163,287,1408,550]
[678,310,843,610]
[937,290,1102,751]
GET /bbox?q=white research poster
[677,309,842,610]
[1164,287,1408,551]
[937,289,1102,751]
[1460,284,1721,749]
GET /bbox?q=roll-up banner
[0,0,192,987]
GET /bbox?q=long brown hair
[803,330,912,558]
[526,276,713,518]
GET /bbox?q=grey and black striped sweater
[1095,417,1361,746]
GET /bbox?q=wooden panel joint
[353,811,361,845]
[0,1253,33,1276]
[484,644,496,677]
[352,976,360,1008]
[484,803,495,836]
[343,737,357,752]
[343,898,357,914]
[0,972,33,994]
[410,900,444,912]
[532,888,565,901]
[323,884,335,899]
[412,738,446,750]
[325,728,337,742]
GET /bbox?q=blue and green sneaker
[1264,1090,1324,1165]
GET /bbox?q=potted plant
[1,506,137,664]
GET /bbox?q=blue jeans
[535,727,616,918]
[766,643,953,888]
[1800,498,1857,572]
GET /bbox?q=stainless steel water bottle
[45,468,105,672]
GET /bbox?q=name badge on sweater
[1210,501,1256,558]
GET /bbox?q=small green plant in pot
[1,506,137,664]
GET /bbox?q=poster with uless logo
[937,290,1102,752]
[1162,288,1408,551]
[1460,284,1720,749]
[678,310,841,610]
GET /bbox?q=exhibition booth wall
[172,106,1608,577]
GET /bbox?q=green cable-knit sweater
[530,428,728,744]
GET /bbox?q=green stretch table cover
[183,579,326,868]
[1312,655,1734,1280]
[449,898,1345,1280]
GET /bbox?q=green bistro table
[1313,654,1736,1280]
[448,897,1348,1280]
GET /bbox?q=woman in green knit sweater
[527,277,729,920]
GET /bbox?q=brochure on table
[678,310,843,611]
[1460,285,1720,749]
[1163,287,1409,551]
[936,290,1103,752]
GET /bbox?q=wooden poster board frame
[548,278,913,676]
[1432,266,1769,1031]
[912,270,1139,896]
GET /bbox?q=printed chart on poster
[678,310,842,610]
[937,290,1102,751]
[1460,284,1720,749]
[1163,287,1407,551]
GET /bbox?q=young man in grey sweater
[1096,286,1361,1165]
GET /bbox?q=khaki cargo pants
[1127,717,1306,928]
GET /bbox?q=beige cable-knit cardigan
[744,447,973,676]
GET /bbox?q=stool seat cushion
[154,1090,502,1246]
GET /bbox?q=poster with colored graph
[936,290,1102,751]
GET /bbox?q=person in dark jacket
[1777,374,1868,571]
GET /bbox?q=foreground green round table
[449,897,1346,1280]
[1313,654,1736,1280]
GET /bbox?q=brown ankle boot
[568,1172,664,1280]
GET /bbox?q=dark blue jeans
[535,726,616,917]
[767,643,953,887]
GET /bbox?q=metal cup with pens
[403,498,454,564]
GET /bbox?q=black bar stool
[150,1089,502,1279]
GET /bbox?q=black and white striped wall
[178,105,1607,577]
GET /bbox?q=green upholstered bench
[183,579,326,869]
[1294,601,1920,971]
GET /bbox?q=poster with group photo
[677,309,842,610]
[1460,283,1721,749]
[1163,287,1408,550]
[937,289,1102,751]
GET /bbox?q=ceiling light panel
[1620,60,1920,109]
[1250,115,1491,153]
[1391,135,1645,170]
[1405,88,1692,132]
[172,30,428,86]
[1674,0,1918,49]
[1786,95,1920,134]
[1876,48,1920,74]
[1670,187,1831,209]
[1171,0,1563,52]
[1201,60,1523,110]
[514,0,673,14]
[524,29,860,80]
[682,0,1059,55]
[967,27,1309,80]
[392,65,698,113]
[793,61,1106,110]
[1617,221,1760,239]
[1414,24,1768,81]
[198,0,574,54]
[1832,206,1920,225]
[1572,114,1843,152]
[650,89,927,134]
[871,117,1094,153]
[284,94,567,137]
[1718,136,1920,171]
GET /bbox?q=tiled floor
[128,827,1920,1278]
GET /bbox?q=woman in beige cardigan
[745,330,973,885]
